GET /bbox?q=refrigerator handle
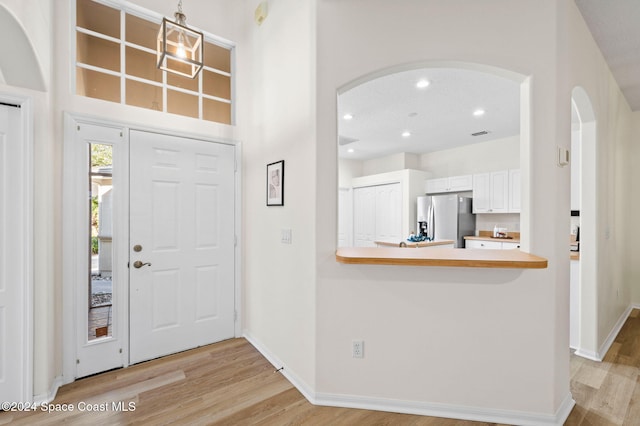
[427,203,434,241]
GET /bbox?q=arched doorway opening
[570,86,598,360]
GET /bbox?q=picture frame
[266,160,284,206]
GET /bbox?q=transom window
[75,0,233,124]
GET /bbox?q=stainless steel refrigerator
[417,194,476,248]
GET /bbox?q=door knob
[133,260,152,268]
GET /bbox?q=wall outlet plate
[352,340,364,358]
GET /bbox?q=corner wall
[630,111,640,305]
[237,0,317,390]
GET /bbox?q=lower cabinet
[465,239,520,249]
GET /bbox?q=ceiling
[339,0,640,161]
[337,67,520,160]
[575,0,640,111]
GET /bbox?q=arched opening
[0,4,46,91]
[336,61,531,251]
[571,86,598,359]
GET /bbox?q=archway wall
[316,0,570,419]
[0,1,50,91]
[566,3,635,357]
[315,0,634,421]
[0,0,55,400]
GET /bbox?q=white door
[129,130,235,364]
[0,103,28,403]
[353,187,376,247]
[375,183,402,241]
[338,187,352,247]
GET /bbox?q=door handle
[133,260,152,269]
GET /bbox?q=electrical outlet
[352,340,364,359]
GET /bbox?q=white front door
[129,130,235,364]
[0,103,28,403]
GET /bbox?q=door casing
[0,93,33,403]
[62,113,242,387]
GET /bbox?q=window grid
[75,0,233,124]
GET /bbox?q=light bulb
[176,33,187,58]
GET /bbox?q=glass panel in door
[89,143,113,341]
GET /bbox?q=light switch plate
[558,146,570,166]
[281,228,292,244]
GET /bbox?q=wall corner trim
[242,331,316,402]
[33,376,64,406]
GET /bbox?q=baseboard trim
[596,304,633,360]
[314,391,574,426]
[242,331,316,403]
[575,304,635,362]
[33,375,64,406]
[243,333,574,425]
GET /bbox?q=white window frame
[72,0,236,124]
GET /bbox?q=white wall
[315,0,574,421]
[363,152,419,175]
[338,158,363,188]
[237,0,317,390]
[565,0,634,358]
[419,135,519,178]
[631,111,640,305]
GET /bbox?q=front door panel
[129,130,235,364]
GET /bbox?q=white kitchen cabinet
[508,169,521,213]
[425,174,472,194]
[353,183,402,247]
[472,170,510,213]
[501,241,521,249]
[465,239,520,249]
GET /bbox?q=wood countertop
[465,231,520,243]
[374,239,455,248]
[335,247,548,269]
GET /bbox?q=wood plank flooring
[2,310,640,425]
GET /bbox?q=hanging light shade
[157,0,203,79]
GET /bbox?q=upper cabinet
[425,174,472,194]
[473,169,520,214]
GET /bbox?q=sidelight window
[89,143,113,341]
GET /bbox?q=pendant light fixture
[157,0,203,79]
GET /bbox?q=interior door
[129,130,235,364]
[0,103,27,403]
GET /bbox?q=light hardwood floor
[2,310,639,425]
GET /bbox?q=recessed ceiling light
[473,109,485,116]
[402,131,411,137]
[347,148,355,153]
[343,113,354,120]
[416,79,430,89]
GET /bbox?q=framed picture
[266,160,284,206]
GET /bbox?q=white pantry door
[0,103,27,403]
[129,130,235,364]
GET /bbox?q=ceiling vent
[339,135,359,145]
[471,130,490,137]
